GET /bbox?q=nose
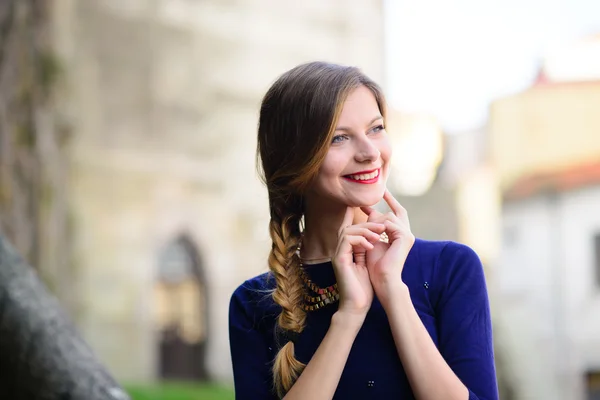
[354,137,380,163]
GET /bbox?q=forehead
[337,86,380,126]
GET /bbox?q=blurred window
[158,240,194,284]
[154,239,206,344]
[154,237,208,381]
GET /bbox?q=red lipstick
[342,169,380,184]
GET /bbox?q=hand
[332,207,386,320]
[360,189,415,308]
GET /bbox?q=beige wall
[490,82,600,189]
[488,40,600,399]
[50,0,384,384]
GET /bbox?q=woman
[229,62,499,399]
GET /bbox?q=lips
[343,169,380,184]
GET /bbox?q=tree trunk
[0,235,130,400]
[0,0,71,303]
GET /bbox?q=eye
[370,124,385,134]
[331,134,348,144]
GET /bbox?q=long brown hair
[256,61,386,398]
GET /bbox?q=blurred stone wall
[0,0,73,307]
[49,0,384,384]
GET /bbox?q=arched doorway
[153,235,209,381]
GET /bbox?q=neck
[301,200,368,262]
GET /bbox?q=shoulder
[232,271,276,296]
[229,272,279,327]
[412,238,481,270]
[413,239,488,309]
[230,271,277,307]
[411,239,485,294]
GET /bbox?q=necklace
[301,256,332,264]
[298,267,340,311]
[297,238,340,312]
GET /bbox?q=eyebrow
[335,115,384,132]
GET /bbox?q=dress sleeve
[434,242,499,400]
[229,283,278,400]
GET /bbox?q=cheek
[316,167,335,187]
[319,154,345,179]
[315,159,345,195]
[379,138,393,181]
[380,136,393,161]
[314,165,337,195]
[381,135,392,159]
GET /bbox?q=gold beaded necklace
[298,267,340,311]
[296,232,387,312]
[297,239,340,312]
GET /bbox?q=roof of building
[533,69,600,88]
[503,160,600,201]
[532,32,600,88]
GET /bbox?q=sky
[384,0,600,133]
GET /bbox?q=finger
[337,235,374,260]
[360,206,374,216]
[360,206,384,223]
[365,211,399,227]
[383,209,411,231]
[383,219,414,245]
[338,207,355,235]
[383,189,406,217]
[336,232,375,256]
[383,219,402,238]
[384,224,415,258]
[385,212,405,226]
[348,222,386,233]
[344,226,385,242]
[346,235,374,251]
[353,251,367,268]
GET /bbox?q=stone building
[489,34,600,399]
[48,0,384,384]
[499,162,600,400]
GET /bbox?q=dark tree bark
[0,0,71,302]
[0,235,130,400]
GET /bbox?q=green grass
[125,382,234,400]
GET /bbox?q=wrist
[331,310,366,334]
[379,282,411,311]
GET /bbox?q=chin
[346,192,384,208]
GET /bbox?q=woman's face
[306,85,392,209]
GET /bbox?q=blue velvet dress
[229,239,499,399]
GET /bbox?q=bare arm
[283,312,363,400]
[385,286,469,400]
[362,192,497,400]
[283,208,385,399]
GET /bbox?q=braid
[254,61,387,398]
[268,198,306,398]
